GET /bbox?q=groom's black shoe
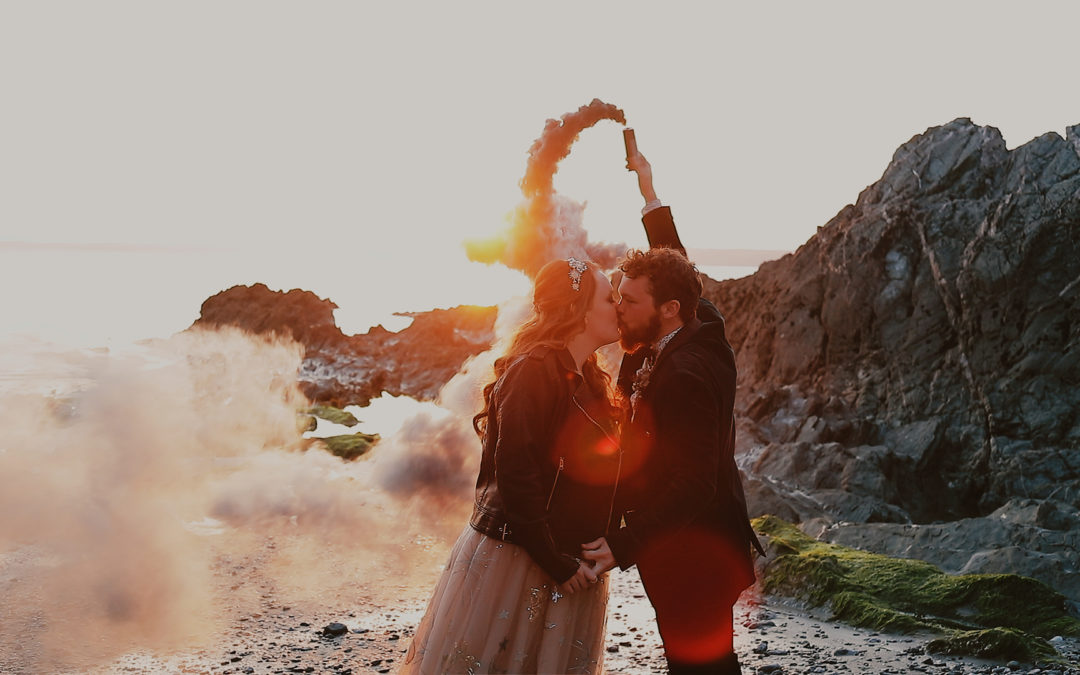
[667,651,741,675]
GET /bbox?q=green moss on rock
[315,432,379,460]
[752,515,1080,662]
[305,405,360,427]
[927,628,1055,662]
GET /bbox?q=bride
[401,257,622,674]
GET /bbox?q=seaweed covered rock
[926,627,1056,662]
[753,515,1080,663]
[810,498,1080,604]
[304,405,359,427]
[309,431,380,461]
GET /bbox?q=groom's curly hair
[619,247,701,323]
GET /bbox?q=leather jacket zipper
[571,395,624,534]
[546,456,565,511]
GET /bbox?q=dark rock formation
[702,118,1080,601]
[192,283,496,407]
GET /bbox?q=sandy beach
[41,551,1073,675]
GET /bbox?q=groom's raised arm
[626,151,686,256]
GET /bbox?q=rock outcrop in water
[192,283,496,407]
[702,118,1080,602]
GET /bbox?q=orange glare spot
[462,235,507,265]
[637,528,752,665]
[594,436,618,457]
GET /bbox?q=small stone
[1008,663,1021,671]
[606,645,619,653]
[757,666,783,674]
[753,641,769,654]
[322,622,348,637]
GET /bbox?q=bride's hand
[582,537,616,575]
[558,561,597,595]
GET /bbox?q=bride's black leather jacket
[469,345,620,584]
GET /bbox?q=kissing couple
[400,153,764,675]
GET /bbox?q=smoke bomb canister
[623,127,637,160]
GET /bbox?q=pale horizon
[2,1,1078,348]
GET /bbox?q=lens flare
[636,527,751,665]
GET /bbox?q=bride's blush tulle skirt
[400,525,608,674]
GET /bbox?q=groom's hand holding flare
[581,537,616,575]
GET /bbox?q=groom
[583,152,764,674]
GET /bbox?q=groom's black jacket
[606,207,763,593]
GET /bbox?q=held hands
[557,560,597,596]
[556,537,618,595]
[581,537,617,576]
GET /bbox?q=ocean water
[697,264,757,283]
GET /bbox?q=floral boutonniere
[629,327,682,418]
[630,356,654,414]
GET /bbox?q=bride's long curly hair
[473,258,615,436]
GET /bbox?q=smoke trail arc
[464,98,628,277]
[375,100,633,551]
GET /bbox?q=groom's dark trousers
[637,531,742,674]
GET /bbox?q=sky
[1,1,1078,346]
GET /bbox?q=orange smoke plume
[465,98,628,277]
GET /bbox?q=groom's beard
[618,312,662,353]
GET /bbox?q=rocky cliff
[702,118,1080,602]
[192,283,496,407]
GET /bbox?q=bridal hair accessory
[566,257,588,291]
